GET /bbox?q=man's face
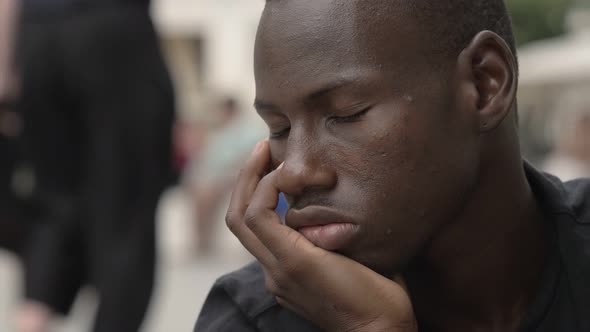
[254,0,480,275]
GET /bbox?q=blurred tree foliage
[506,0,572,46]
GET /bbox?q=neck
[405,133,547,331]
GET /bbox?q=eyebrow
[253,78,359,114]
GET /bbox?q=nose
[275,137,337,197]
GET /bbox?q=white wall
[152,0,265,115]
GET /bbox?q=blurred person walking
[0,0,30,256]
[15,0,174,331]
[183,97,264,254]
[543,94,590,180]
[0,0,20,102]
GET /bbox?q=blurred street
[0,187,252,332]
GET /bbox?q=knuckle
[243,209,260,229]
[243,208,275,232]
[225,211,237,231]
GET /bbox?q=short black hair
[264,0,517,64]
[407,1,516,58]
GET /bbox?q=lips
[285,206,360,251]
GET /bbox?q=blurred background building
[516,1,590,179]
[154,0,263,122]
[0,0,588,331]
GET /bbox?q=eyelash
[270,127,290,139]
[268,108,370,139]
[330,107,370,123]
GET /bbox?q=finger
[244,167,315,260]
[226,140,275,266]
[227,139,271,218]
[229,220,276,267]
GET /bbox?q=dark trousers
[18,5,174,331]
[0,133,31,255]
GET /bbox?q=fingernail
[251,140,264,156]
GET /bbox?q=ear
[457,30,517,133]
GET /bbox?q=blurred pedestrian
[543,95,590,180]
[184,97,264,253]
[0,0,20,103]
[15,1,174,331]
[0,0,30,256]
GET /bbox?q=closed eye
[270,127,290,139]
[330,107,370,124]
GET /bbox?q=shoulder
[554,178,590,330]
[562,178,590,224]
[541,174,590,253]
[530,164,590,226]
[195,262,321,332]
[194,262,274,331]
[212,261,277,319]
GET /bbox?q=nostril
[275,146,338,198]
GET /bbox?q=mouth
[286,206,360,251]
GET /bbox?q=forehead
[254,0,428,94]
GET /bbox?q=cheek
[340,106,476,224]
[385,123,478,229]
[331,115,416,215]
